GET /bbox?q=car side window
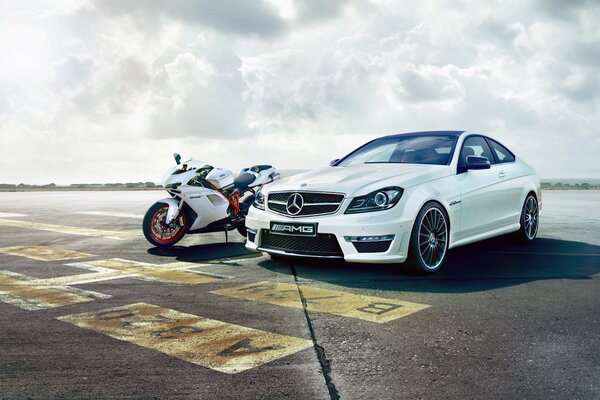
[458,136,496,172]
[488,139,516,163]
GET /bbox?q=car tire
[405,201,450,274]
[514,193,539,242]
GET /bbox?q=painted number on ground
[212,281,430,323]
[57,302,313,374]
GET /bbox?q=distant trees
[0,182,159,190]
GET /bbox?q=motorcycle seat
[234,172,256,189]
[249,165,273,173]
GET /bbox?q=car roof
[382,130,465,139]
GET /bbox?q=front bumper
[245,206,413,264]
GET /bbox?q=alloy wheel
[150,205,185,244]
[417,207,448,270]
[524,196,539,240]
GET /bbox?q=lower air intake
[260,230,343,257]
[352,240,392,253]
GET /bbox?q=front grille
[352,240,392,253]
[267,192,345,217]
[260,230,343,257]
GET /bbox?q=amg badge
[270,222,317,237]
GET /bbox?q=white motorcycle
[143,153,279,247]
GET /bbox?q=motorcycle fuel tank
[206,168,234,189]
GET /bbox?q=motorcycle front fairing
[160,159,230,230]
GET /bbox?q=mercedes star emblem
[286,193,304,215]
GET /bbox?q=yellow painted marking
[74,211,143,219]
[57,302,313,374]
[0,246,94,261]
[212,281,430,323]
[0,219,136,240]
[76,258,220,284]
[0,274,95,310]
[0,256,219,310]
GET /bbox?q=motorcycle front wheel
[142,202,188,247]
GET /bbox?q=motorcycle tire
[143,202,188,247]
[236,195,256,238]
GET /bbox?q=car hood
[265,163,452,197]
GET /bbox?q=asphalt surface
[0,190,599,399]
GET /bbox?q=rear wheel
[405,202,449,273]
[142,202,187,247]
[236,195,255,237]
[515,193,539,242]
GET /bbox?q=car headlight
[253,189,265,210]
[345,187,403,214]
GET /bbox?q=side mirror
[173,153,181,165]
[466,155,491,170]
[330,159,340,166]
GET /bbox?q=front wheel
[405,202,449,274]
[142,202,187,247]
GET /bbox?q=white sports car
[245,131,541,273]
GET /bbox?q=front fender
[156,197,181,224]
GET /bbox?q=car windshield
[338,135,457,166]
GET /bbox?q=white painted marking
[0,219,137,240]
[74,211,144,219]
[0,212,28,218]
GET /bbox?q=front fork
[165,198,185,226]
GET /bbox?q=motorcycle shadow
[147,241,256,263]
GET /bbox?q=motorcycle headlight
[253,189,265,210]
[345,187,403,214]
[165,182,181,190]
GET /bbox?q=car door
[486,137,523,226]
[455,135,507,240]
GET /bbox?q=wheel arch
[405,197,452,253]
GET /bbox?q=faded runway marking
[0,219,137,240]
[67,258,223,285]
[212,281,430,323]
[0,271,107,310]
[74,211,144,219]
[57,302,313,374]
[0,246,94,261]
[0,212,28,218]
[0,257,221,310]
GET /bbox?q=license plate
[270,221,317,237]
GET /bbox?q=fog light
[344,234,395,242]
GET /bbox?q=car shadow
[257,236,600,293]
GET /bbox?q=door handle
[498,171,506,178]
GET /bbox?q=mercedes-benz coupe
[245,131,541,273]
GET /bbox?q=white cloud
[0,0,599,184]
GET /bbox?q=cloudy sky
[1,0,599,184]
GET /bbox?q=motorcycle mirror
[173,153,181,165]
